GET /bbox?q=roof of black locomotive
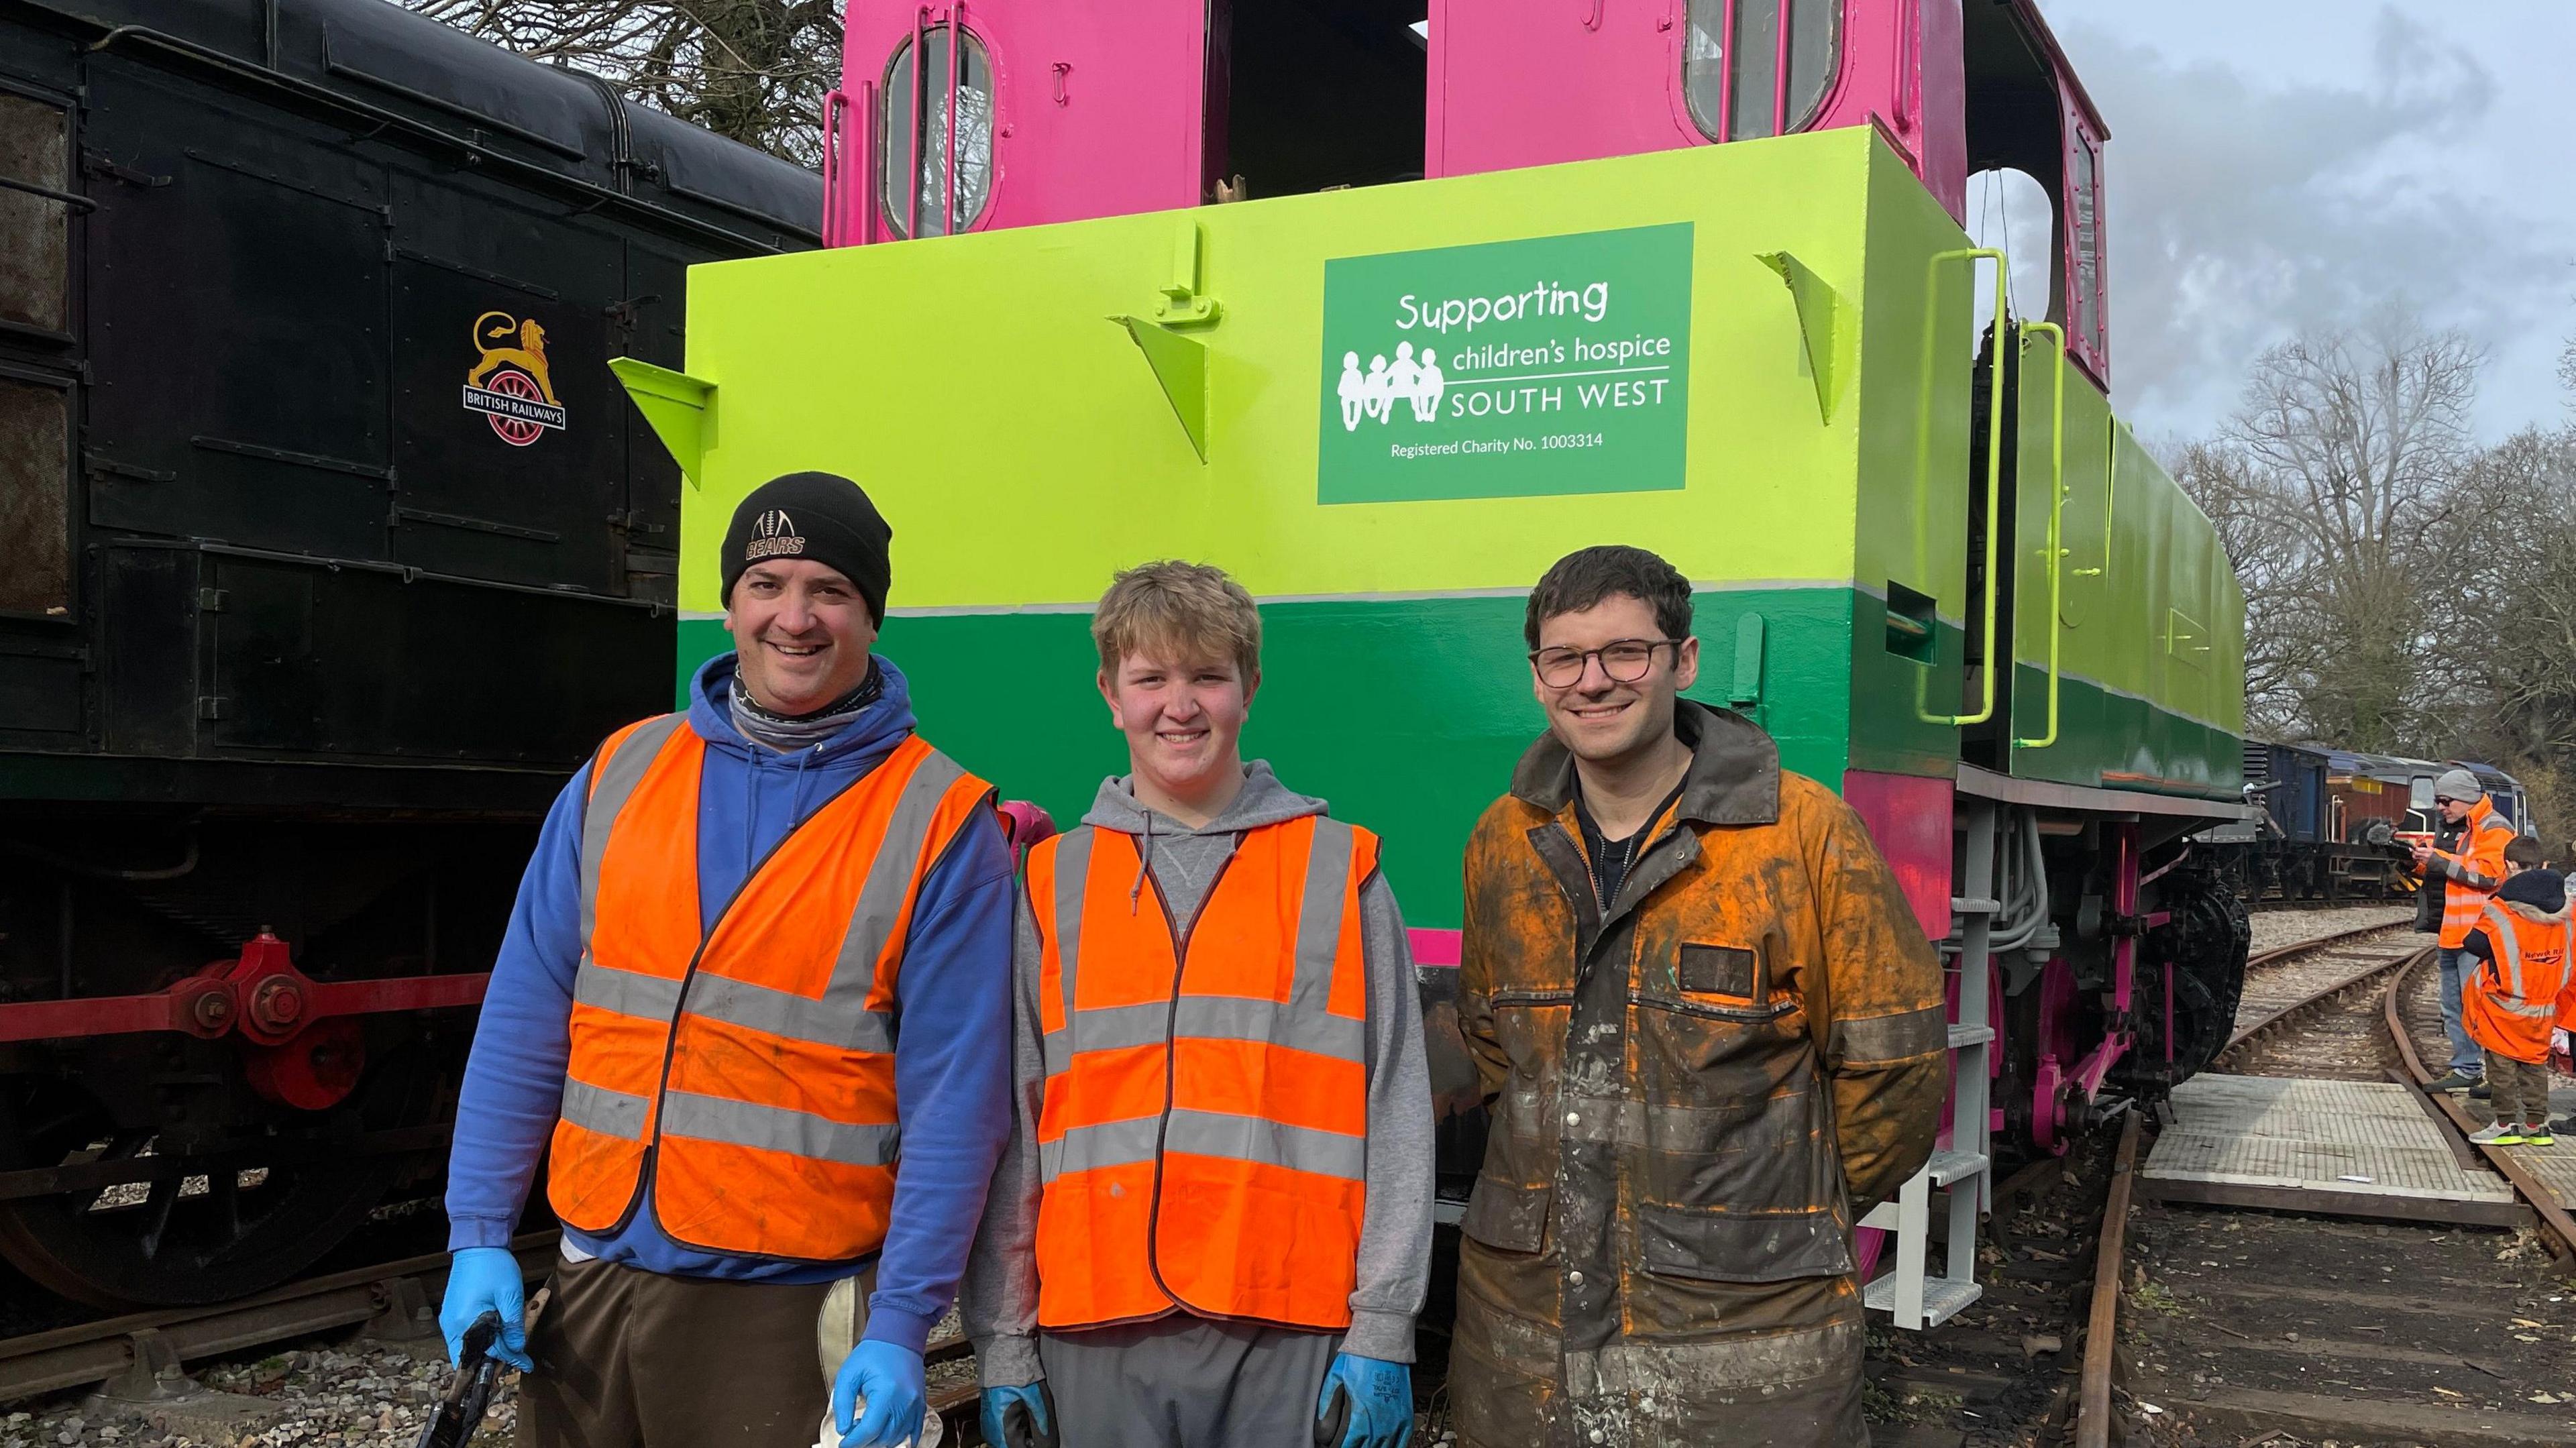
[28,0,820,247]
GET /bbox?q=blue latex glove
[438,1247,533,1371]
[1318,1352,1413,1448]
[979,1382,1053,1447]
[834,1341,927,1447]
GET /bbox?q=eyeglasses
[2434,797,2460,806]
[1528,638,1683,688]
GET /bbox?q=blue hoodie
[443,653,1015,1355]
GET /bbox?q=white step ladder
[1862,799,1997,1330]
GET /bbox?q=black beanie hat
[720,471,893,622]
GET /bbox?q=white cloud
[2041,5,2574,439]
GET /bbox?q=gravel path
[1,1341,516,1448]
[2245,904,2416,954]
[1,1305,972,1448]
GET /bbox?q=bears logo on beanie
[720,471,893,623]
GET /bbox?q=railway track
[0,1230,987,1441]
[2070,933,2576,1447]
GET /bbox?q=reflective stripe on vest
[545,715,991,1262]
[2439,807,2516,946]
[1028,815,1376,1331]
[2465,899,2575,1062]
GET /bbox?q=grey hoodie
[960,763,1435,1383]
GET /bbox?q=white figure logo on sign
[1339,343,1451,431]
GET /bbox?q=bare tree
[403,2,841,165]
[2217,309,2484,750]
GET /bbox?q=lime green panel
[2005,360,2241,797]
[1847,142,1973,779]
[679,584,1860,928]
[673,133,1888,616]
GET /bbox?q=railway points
[2060,924,2576,1447]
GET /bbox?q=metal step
[1948,1023,1995,1048]
[1927,1148,1988,1186]
[1950,896,2002,915]
[1864,1274,1983,1329]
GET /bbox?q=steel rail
[2380,953,2576,1266]
[2072,1110,2143,1448]
[2218,942,2431,1061]
[2242,918,2413,972]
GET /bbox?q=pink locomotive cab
[820,0,2109,388]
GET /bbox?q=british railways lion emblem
[462,310,569,447]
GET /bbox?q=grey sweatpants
[1038,1317,1339,1448]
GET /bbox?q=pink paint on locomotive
[1843,768,1957,941]
[836,0,1208,241]
[1424,0,1968,223]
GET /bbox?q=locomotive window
[881,26,994,239]
[0,377,70,616]
[0,93,70,336]
[2067,127,2106,366]
[1683,0,1843,144]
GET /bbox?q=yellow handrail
[1931,247,2010,726]
[2015,321,2068,748]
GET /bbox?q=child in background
[2460,835,2568,1146]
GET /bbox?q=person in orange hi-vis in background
[2460,836,2569,1146]
[2412,768,2520,1095]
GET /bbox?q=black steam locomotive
[0,0,816,1306]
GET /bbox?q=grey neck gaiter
[729,660,881,753]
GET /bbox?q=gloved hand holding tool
[978,1381,1057,1448]
[413,1310,508,1448]
[438,1247,533,1371]
[833,1340,928,1447]
[1316,1352,1413,1448]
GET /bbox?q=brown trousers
[2485,1049,2553,1127]
[517,1256,846,1448]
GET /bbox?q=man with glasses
[2412,767,2520,1093]
[1443,545,1945,1447]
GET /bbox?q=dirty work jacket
[1449,702,1946,1448]
[2425,796,2514,948]
[2464,897,2573,1066]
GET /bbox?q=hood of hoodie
[687,649,917,767]
[1080,759,1326,838]
[1080,761,1328,922]
[2497,867,2568,920]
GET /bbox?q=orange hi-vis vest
[2434,797,2516,949]
[545,713,992,1262]
[2463,898,2574,1066]
[1027,814,1377,1331]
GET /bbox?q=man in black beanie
[718,470,897,724]
[441,470,1017,1448]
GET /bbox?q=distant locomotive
[0,0,816,1306]
[2232,741,2533,904]
[611,0,2257,1329]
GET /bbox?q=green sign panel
[1316,222,1693,505]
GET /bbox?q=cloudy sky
[2015,1,2576,445]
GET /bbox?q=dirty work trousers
[518,1254,855,1448]
[1036,1316,1340,1448]
[2485,1049,2553,1127]
[2439,949,2485,1078]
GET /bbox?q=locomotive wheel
[0,1048,440,1308]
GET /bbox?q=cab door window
[880,21,995,237]
[1684,0,1843,143]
